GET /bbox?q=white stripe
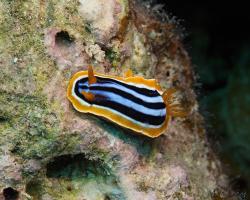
[104,77,157,90]
[76,74,158,90]
[72,88,164,128]
[79,88,166,117]
[72,77,90,107]
[79,81,162,103]
[94,104,164,129]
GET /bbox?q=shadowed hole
[55,31,75,48]
[46,154,110,178]
[104,195,111,200]
[0,116,8,123]
[3,187,19,200]
[26,154,126,200]
[230,176,248,198]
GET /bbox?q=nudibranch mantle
[67,66,184,138]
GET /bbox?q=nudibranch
[67,66,185,138]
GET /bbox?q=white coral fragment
[85,44,105,62]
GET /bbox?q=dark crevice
[3,187,19,200]
[0,116,8,123]
[46,154,110,179]
[104,195,111,200]
[230,177,248,198]
[55,31,75,48]
[25,154,126,199]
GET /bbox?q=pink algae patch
[44,28,89,70]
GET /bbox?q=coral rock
[0,0,234,199]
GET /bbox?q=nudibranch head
[67,66,185,137]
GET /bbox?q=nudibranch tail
[162,88,187,118]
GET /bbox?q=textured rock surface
[0,0,234,199]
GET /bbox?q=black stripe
[92,99,165,126]
[78,77,88,84]
[89,86,165,109]
[77,77,165,109]
[97,77,159,97]
[77,76,159,97]
[74,81,165,126]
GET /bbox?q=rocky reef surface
[0,0,234,199]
